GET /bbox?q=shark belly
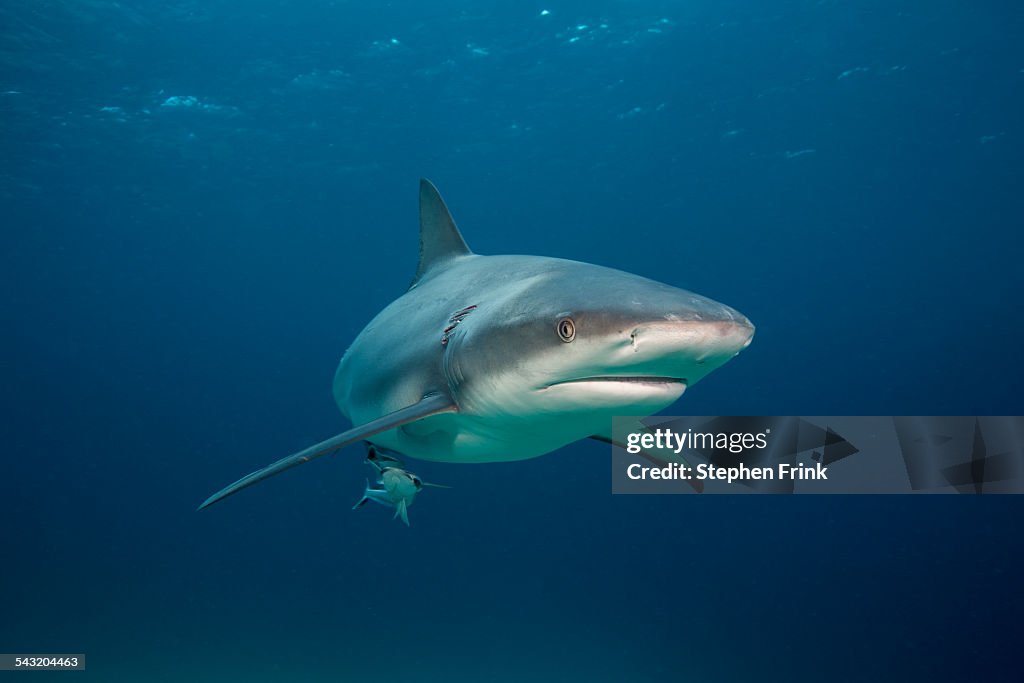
[353,412,589,463]
[337,372,685,464]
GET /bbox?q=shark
[198,179,754,510]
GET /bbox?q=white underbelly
[365,411,600,464]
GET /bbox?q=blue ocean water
[2,1,1022,680]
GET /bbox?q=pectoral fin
[199,393,457,510]
[394,498,410,526]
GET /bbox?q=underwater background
[2,1,1022,681]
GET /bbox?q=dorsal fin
[415,178,472,283]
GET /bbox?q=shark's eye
[412,477,422,488]
[556,317,576,343]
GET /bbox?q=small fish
[352,446,448,526]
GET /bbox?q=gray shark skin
[199,179,754,509]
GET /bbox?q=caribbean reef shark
[198,179,754,510]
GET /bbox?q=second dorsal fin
[415,178,472,283]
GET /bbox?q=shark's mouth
[544,376,688,388]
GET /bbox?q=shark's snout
[615,302,754,391]
[711,307,755,351]
[630,318,752,361]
